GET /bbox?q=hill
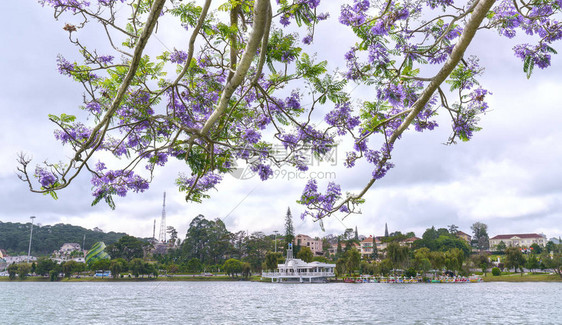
[0,221,127,256]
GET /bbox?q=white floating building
[262,244,336,283]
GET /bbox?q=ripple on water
[1,281,561,324]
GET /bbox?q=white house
[262,244,335,283]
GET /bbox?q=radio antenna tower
[159,192,167,243]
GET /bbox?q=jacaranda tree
[18,0,561,226]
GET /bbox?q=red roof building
[489,233,547,250]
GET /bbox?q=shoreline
[2,273,561,283]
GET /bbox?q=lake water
[2,281,561,324]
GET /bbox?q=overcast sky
[1,1,561,242]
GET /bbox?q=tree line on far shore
[4,212,562,280]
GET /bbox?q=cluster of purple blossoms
[101,137,128,157]
[146,152,168,169]
[344,151,358,168]
[492,0,525,38]
[377,84,407,107]
[324,102,361,135]
[98,0,127,5]
[340,0,370,26]
[85,101,102,114]
[425,0,454,10]
[177,173,223,193]
[298,0,320,9]
[279,133,299,150]
[242,129,262,144]
[466,88,491,113]
[255,115,271,130]
[98,55,114,64]
[368,42,390,65]
[452,115,475,140]
[92,163,150,198]
[280,14,291,27]
[285,91,301,111]
[514,43,552,69]
[250,164,274,181]
[302,35,313,45]
[298,125,334,155]
[40,0,90,12]
[268,92,301,114]
[56,55,74,76]
[170,50,189,64]
[35,167,58,188]
[414,108,439,132]
[54,123,92,145]
[298,179,342,219]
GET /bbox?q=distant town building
[489,233,547,250]
[456,231,472,243]
[52,243,83,262]
[400,237,420,247]
[3,256,37,264]
[360,236,381,258]
[294,234,323,256]
[60,243,81,253]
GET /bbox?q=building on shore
[294,234,324,256]
[261,244,335,283]
[456,231,472,243]
[489,233,547,250]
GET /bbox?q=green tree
[471,222,489,251]
[336,239,343,259]
[241,262,251,279]
[545,241,556,253]
[525,254,540,272]
[335,258,346,278]
[471,252,491,276]
[505,247,525,273]
[129,258,145,278]
[496,241,507,253]
[186,258,202,273]
[371,236,379,260]
[106,235,145,261]
[530,243,542,255]
[378,259,393,276]
[17,263,31,280]
[35,257,58,276]
[414,248,432,275]
[167,226,178,246]
[223,258,243,277]
[181,215,232,265]
[110,258,128,279]
[91,259,111,277]
[242,232,271,272]
[297,246,314,263]
[542,253,562,278]
[61,260,84,278]
[344,248,361,275]
[284,208,295,254]
[264,251,280,271]
[429,251,446,271]
[386,242,409,272]
[444,248,465,274]
[7,263,18,280]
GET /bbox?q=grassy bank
[0,275,256,282]
[482,273,562,282]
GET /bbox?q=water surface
[2,281,560,324]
